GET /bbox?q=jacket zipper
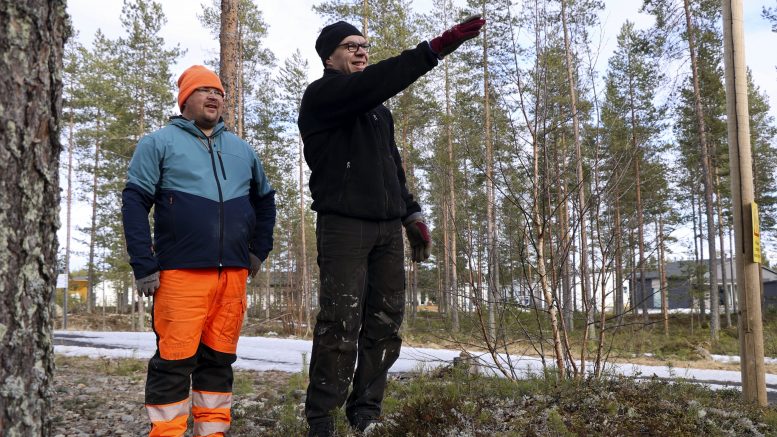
[206,136,225,267]
[217,150,227,179]
[371,111,389,212]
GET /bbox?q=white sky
[60,0,777,271]
[54,331,777,388]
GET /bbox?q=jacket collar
[169,115,225,139]
[323,68,345,76]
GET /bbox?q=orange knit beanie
[177,65,225,110]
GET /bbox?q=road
[54,331,777,403]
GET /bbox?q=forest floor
[52,312,777,436]
[52,353,777,437]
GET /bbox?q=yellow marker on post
[752,202,761,264]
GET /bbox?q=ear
[324,57,333,68]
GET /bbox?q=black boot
[308,419,334,437]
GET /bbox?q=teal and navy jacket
[122,116,276,279]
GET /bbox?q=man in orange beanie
[122,64,276,437]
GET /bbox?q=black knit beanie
[315,21,363,65]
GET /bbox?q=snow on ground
[54,331,777,392]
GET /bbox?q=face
[181,87,224,131]
[325,35,369,74]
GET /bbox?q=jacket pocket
[155,191,178,243]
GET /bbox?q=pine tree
[602,21,665,326]
[200,0,275,137]
[0,0,67,433]
[277,50,315,333]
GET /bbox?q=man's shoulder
[219,130,257,155]
[219,130,250,147]
[142,123,185,142]
[303,70,343,95]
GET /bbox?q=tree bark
[64,111,74,329]
[298,134,310,335]
[659,216,669,335]
[614,196,624,322]
[87,131,100,313]
[0,1,67,433]
[561,0,592,344]
[219,0,239,132]
[444,54,459,331]
[683,0,718,339]
[715,171,732,327]
[482,2,499,341]
[629,72,648,321]
[361,0,369,37]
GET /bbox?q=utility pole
[722,0,767,406]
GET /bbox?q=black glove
[429,14,486,58]
[404,217,432,262]
[249,253,261,278]
[136,271,160,297]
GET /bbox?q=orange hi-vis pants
[144,268,248,437]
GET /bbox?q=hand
[429,14,486,58]
[136,271,160,297]
[249,253,262,278]
[404,219,432,262]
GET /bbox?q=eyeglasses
[194,88,225,98]
[337,42,371,53]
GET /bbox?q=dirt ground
[51,355,295,437]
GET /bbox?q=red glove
[429,14,486,58]
[404,219,432,262]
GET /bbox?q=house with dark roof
[632,260,777,311]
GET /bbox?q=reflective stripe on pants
[192,390,231,437]
[146,398,189,437]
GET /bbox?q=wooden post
[722,0,767,406]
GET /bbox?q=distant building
[55,273,88,302]
[633,260,777,311]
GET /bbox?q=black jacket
[298,42,439,221]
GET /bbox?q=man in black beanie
[298,15,485,437]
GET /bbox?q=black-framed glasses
[337,42,371,53]
[194,87,225,98]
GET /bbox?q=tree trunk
[444,56,459,331]
[728,226,737,312]
[683,0,718,339]
[87,132,100,314]
[557,132,573,331]
[482,2,499,341]
[361,0,369,37]
[691,188,704,324]
[715,171,732,327]
[628,227,637,318]
[532,113,565,380]
[561,0,592,342]
[64,111,74,329]
[219,0,239,131]
[659,216,669,335]
[265,254,271,319]
[614,195,624,322]
[298,134,310,335]
[0,1,67,433]
[237,28,244,137]
[696,185,706,320]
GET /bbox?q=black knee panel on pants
[192,343,236,393]
[146,352,198,404]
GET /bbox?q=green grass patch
[232,372,254,396]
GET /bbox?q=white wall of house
[446,271,628,313]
